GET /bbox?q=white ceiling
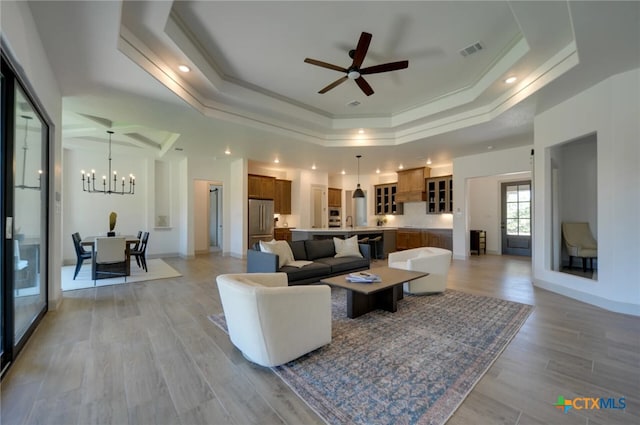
[27,1,640,176]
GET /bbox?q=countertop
[291,227,397,232]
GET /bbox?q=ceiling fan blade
[304,58,348,73]
[360,60,409,75]
[351,32,372,68]
[355,77,374,96]
[318,76,349,94]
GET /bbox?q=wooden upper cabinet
[248,174,276,200]
[328,188,342,207]
[396,167,430,202]
[274,179,292,214]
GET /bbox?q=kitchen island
[291,227,397,259]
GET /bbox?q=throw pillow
[260,239,294,268]
[333,235,363,258]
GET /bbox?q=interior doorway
[501,180,532,256]
[209,185,222,252]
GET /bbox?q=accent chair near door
[562,222,598,271]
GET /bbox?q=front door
[501,181,532,256]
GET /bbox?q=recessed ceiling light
[178,65,191,73]
[487,145,494,150]
[274,158,280,164]
[341,170,346,175]
[504,76,517,84]
[426,158,432,165]
[312,164,316,170]
[376,168,380,174]
[224,148,231,155]
[358,129,365,134]
[398,164,404,170]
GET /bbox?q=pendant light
[352,154,365,198]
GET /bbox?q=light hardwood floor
[1,254,638,425]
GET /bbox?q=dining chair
[132,230,143,250]
[93,237,127,284]
[131,231,149,272]
[72,232,92,279]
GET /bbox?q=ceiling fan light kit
[304,32,409,96]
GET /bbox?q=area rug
[61,259,181,291]
[209,288,533,425]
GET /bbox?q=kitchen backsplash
[370,201,453,229]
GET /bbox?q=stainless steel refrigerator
[248,199,275,246]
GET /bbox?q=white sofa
[388,247,452,294]
[216,273,331,367]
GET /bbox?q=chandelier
[81,130,136,195]
[15,115,42,191]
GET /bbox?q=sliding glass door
[1,52,49,374]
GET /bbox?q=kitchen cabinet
[248,174,276,200]
[274,179,292,214]
[426,175,453,214]
[396,229,423,250]
[396,167,430,202]
[274,227,294,242]
[396,228,452,251]
[374,183,403,215]
[328,188,342,207]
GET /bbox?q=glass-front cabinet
[426,175,453,214]
[375,183,403,215]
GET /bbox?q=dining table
[81,235,140,279]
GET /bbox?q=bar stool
[369,236,382,260]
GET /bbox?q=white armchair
[388,247,452,294]
[562,222,597,271]
[216,273,332,367]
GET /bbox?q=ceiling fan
[304,32,409,96]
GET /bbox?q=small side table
[470,230,486,255]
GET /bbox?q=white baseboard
[533,278,640,316]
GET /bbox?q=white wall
[534,68,640,315]
[452,146,534,260]
[2,0,63,309]
[229,159,247,258]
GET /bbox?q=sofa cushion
[260,240,294,268]
[316,256,370,274]
[305,239,336,260]
[288,240,308,260]
[333,235,363,258]
[280,262,331,282]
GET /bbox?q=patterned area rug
[210,288,533,425]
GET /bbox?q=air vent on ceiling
[347,100,361,107]
[459,41,484,57]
